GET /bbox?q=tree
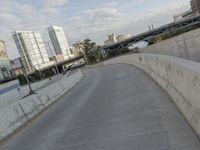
[73,39,102,64]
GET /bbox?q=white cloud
[66,0,190,45]
[0,0,191,59]
[132,2,190,23]
[0,0,72,59]
[42,0,69,7]
[120,1,190,35]
[68,6,123,36]
[134,0,144,3]
[84,7,120,18]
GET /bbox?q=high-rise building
[190,0,200,15]
[48,26,73,60]
[0,40,15,82]
[12,31,52,74]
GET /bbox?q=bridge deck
[1,64,200,150]
[103,15,200,51]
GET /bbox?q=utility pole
[40,40,60,75]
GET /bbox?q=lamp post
[40,40,65,91]
[40,40,60,75]
[25,73,35,95]
[21,66,35,95]
[19,58,35,95]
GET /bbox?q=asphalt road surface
[1,64,200,150]
[37,69,77,91]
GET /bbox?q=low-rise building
[49,54,65,63]
[0,41,15,82]
[104,33,117,45]
[116,34,131,42]
[173,10,194,22]
[104,33,131,45]
[10,58,23,76]
[73,40,85,54]
[70,47,81,57]
[191,0,200,15]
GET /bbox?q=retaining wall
[140,28,200,62]
[104,54,200,137]
[0,71,83,141]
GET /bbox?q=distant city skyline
[0,0,191,59]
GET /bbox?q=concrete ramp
[1,65,199,150]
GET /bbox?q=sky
[0,0,191,59]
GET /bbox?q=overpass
[39,55,85,73]
[102,15,200,55]
[1,54,200,149]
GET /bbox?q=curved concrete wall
[140,28,200,62]
[104,54,200,137]
[0,71,83,141]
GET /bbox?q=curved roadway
[1,64,200,150]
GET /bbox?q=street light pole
[40,40,60,75]
[47,40,60,75]
[43,40,65,90]
[25,73,35,95]
[21,66,35,95]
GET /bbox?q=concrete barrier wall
[0,79,49,110]
[104,54,200,137]
[0,71,83,141]
[0,103,26,140]
[140,28,200,62]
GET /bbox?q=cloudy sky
[0,0,191,59]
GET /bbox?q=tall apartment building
[0,40,15,82]
[190,0,200,15]
[48,26,73,60]
[13,31,52,74]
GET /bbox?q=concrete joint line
[18,103,28,121]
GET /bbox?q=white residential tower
[13,31,52,74]
[48,26,73,60]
